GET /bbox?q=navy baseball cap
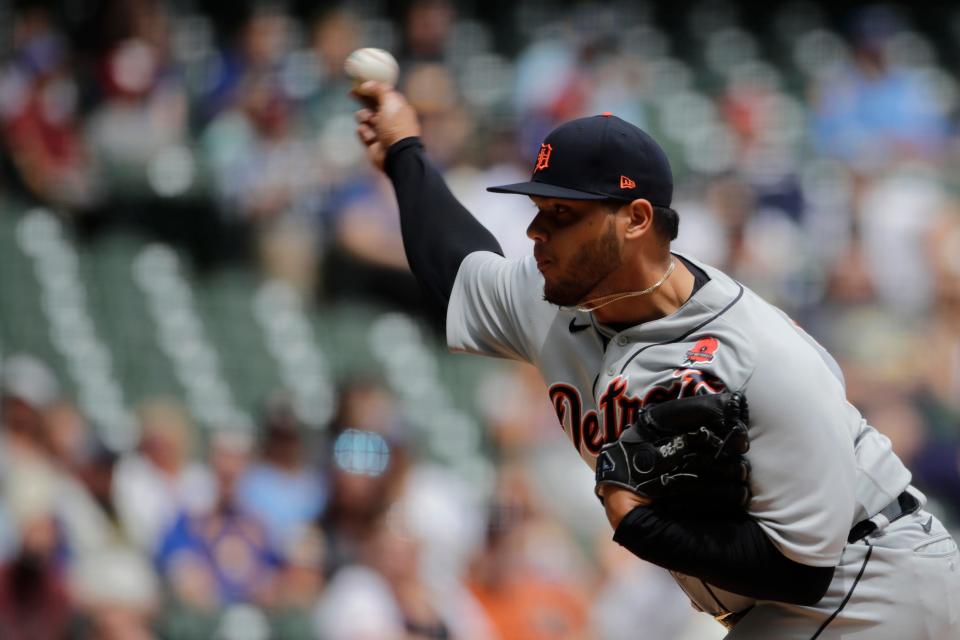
[488,114,673,206]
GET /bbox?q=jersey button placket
[616,335,629,346]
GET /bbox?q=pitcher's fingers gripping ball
[351,82,421,171]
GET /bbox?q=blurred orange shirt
[469,576,590,640]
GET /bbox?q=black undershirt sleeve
[614,505,834,606]
[384,137,504,313]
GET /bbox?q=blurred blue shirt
[237,464,326,552]
[155,509,281,605]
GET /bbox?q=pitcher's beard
[543,222,622,306]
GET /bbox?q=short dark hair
[652,206,679,241]
[602,200,679,242]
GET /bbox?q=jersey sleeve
[446,251,553,363]
[743,350,859,567]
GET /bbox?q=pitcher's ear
[624,198,654,240]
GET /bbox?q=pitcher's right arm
[355,82,503,313]
[355,83,547,363]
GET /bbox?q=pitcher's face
[527,197,624,306]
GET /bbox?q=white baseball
[344,47,399,88]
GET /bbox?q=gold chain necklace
[567,257,677,313]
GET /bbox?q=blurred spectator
[203,70,324,291]
[855,163,947,317]
[0,354,65,560]
[43,401,122,549]
[0,514,72,640]
[315,513,464,640]
[821,233,876,309]
[311,385,411,639]
[834,337,960,526]
[44,399,95,472]
[808,7,951,168]
[313,560,405,640]
[315,461,491,640]
[313,382,404,568]
[590,534,701,640]
[322,508,496,640]
[70,546,159,640]
[910,438,960,526]
[672,184,737,272]
[921,202,960,419]
[303,8,361,129]
[112,399,214,552]
[467,466,592,640]
[446,125,534,260]
[85,36,191,198]
[204,72,319,223]
[0,7,98,208]
[865,390,928,471]
[674,174,814,311]
[44,411,127,566]
[320,426,407,575]
[237,402,326,551]
[512,33,579,133]
[474,363,604,546]
[404,63,471,168]
[0,353,59,461]
[720,68,807,230]
[202,6,291,120]
[269,529,326,640]
[475,363,568,455]
[1,355,138,587]
[857,383,960,525]
[321,170,428,314]
[156,429,280,608]
[0,8,100,209]
[584,46,648,127]
[400,0,455,64]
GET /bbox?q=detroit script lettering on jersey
[549,368,726,455]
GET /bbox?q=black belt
[848,491,921,543]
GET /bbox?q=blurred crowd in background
[1,0,960,638]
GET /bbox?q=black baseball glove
[595,391,751,511]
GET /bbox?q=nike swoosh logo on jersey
[921,516,934,533]
[569,318,591,333]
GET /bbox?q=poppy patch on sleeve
[684,336,719,366]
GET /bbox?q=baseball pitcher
[354,81,960,639]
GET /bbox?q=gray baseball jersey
[447,250,960,637]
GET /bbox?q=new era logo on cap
[487,114,673,206]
